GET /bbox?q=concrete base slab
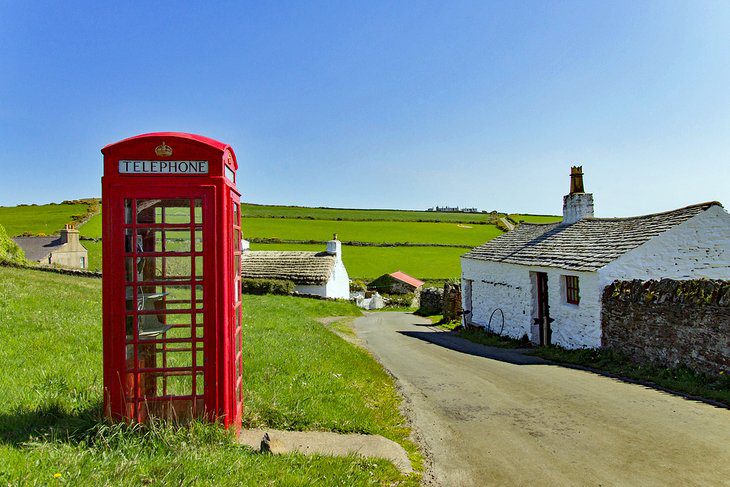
[238,428,412,474]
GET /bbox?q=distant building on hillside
[368,271,425,294]
[427,206,479,213]
[241,236,350,299]
[13,225,88,269]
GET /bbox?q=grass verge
[0,267,421,485]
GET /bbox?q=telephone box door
[109,188,215,423]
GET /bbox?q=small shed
[13,225,88,269]
[368,271,424,294]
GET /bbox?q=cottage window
[565,275,580,305]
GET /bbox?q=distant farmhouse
[427,206,479,213]
[13,225,88,269]
[461,167,730,349]
[368,271,424,294]
[241,236,349,299]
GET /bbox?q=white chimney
[562,166,594,224]
[326,233,341,258]
[241,239,250,251]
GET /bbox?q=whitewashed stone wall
[325,258,350,299]
[462,259,532,339]
[600,205,730,286]
[461,258,602,348]
[295,283,327,297]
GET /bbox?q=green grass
[250,242,464,279]
[0,203,93,236]
[508,214,562,224]
[82,239,102,271]
[245,218,501,246]
[243,203,502,223]
[455,327,530,347]
[79,212,103,238]
[0,267,420,485]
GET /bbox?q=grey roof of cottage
[241,250,335,285]
[463,202,722,272]
[12,236,66,262]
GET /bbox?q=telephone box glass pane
[122,197,204,417]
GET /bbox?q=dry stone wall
[418,287,443,315]
[602,279,729,375]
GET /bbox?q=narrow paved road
[352,312,730,487]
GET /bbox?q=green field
[250,242,465,279]
[0,203,93,236]
[243,203,502,223]
[245,218,501,246]
[3,201,558,279]
[509,214,562,224]
[83,239,103,271]
[79,211,103,238]
[0,266,420,485]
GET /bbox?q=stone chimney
[562,166,594,224]
[59,224,79,245]
[326,233,341,259]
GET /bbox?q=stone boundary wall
[0,259,102,278]
[602,279,729,375]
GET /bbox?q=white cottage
[461,167,730,349]
[241,237,350,299]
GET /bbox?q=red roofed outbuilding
[368,271,425,294]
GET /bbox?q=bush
[383,293,415,308]
[349,279,367,292]
[0,224,26,264]
[241,278,295,295]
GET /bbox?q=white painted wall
[325,257,350,299]
[295,283,327,296]
[461,258,602,348]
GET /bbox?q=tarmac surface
[352,312,730,487]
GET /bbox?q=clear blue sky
[1,1,728,216]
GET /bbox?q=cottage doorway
[534,272,552,345]
[463,279,473,326]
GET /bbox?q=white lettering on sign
[119,160,209,174]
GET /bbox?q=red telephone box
[101,132,243,430]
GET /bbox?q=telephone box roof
[102,132,237,168]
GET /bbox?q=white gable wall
[325,258,350,299]
[461,258,603,348]
[599,205,730,286]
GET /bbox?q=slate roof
[241,251,335,285]
[12,236,66,262]
[463,202,721,272]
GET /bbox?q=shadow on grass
[0,401,105,447]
